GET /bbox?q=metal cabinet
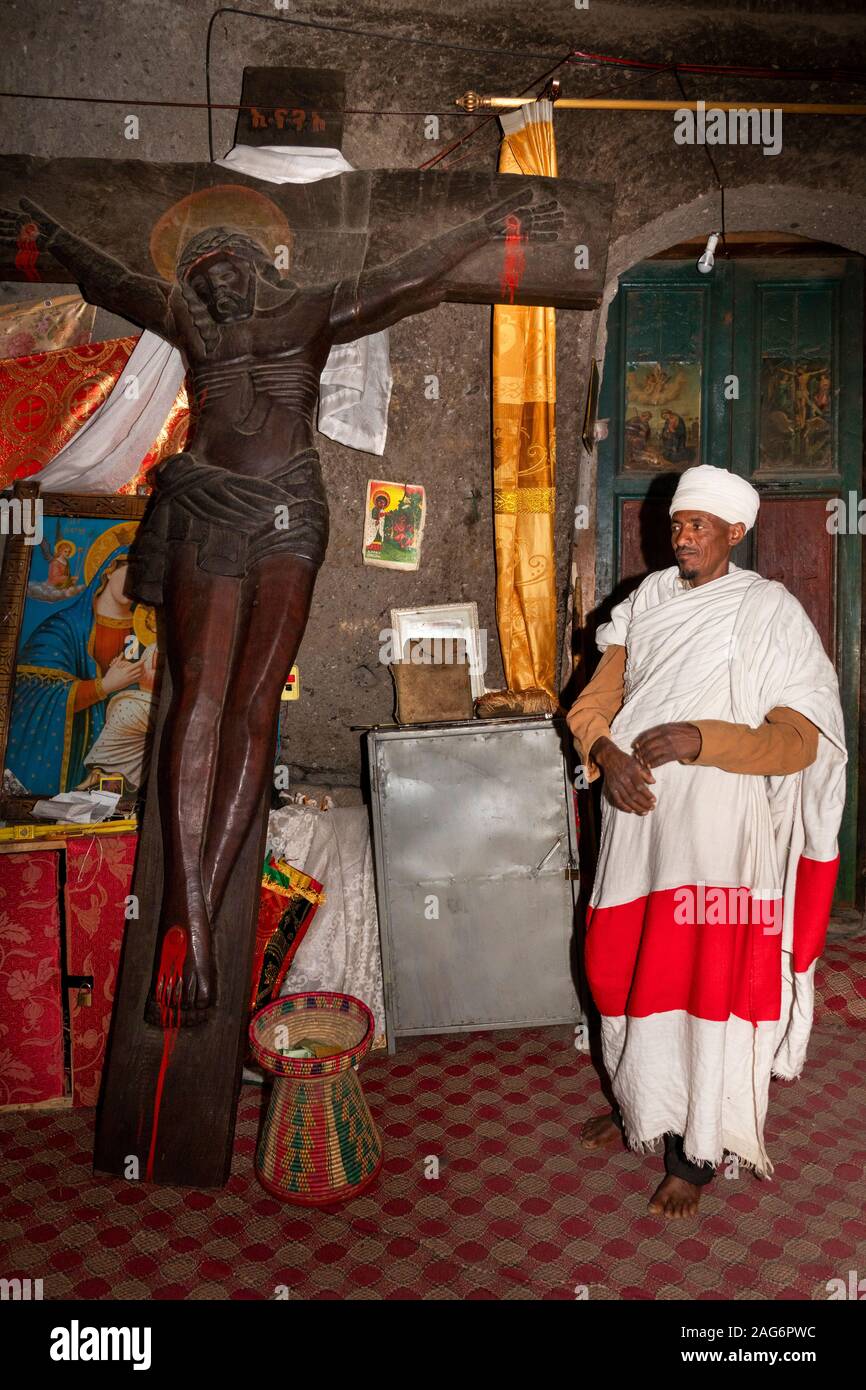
[368,717,580,1049]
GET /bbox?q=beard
[212,290,251,321]
[675,554,700,581]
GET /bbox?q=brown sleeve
[687,706,819,776]
[565,645,626,782]
[73,678,102,713]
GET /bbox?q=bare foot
[144,916,213,1027]
[648,1174,703,1218]
[579,1114,622,1151]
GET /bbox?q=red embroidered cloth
[0,336,190,491]
[0,850,64,1106]
[64,833,137,1107]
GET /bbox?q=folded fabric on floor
[266,799,387,1047]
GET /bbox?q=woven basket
[249,992,382,1205]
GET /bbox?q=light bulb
[697,232,720,275]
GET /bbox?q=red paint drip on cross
[145,926,187,1181]
[15,221,41,283]
[499,214,527,305]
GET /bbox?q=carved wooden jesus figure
[19,186,564,1022]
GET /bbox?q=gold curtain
[492,100,558,700]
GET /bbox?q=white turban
[669,464,760,531]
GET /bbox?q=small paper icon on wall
[281,665,300,701]
[362,479,426,571]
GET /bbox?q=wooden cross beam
[0,156,612,310]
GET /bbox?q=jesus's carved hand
[631,722,702,770]
[17,197,59,246]
[485,185,565,243]
[591,736,657,815]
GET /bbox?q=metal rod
[456,92,866,116]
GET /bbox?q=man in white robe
[567,465,846,1218]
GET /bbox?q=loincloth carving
[128,447,329,605]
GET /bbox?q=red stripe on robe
[792,854,839,974]
[585,885,783,1024]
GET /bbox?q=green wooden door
[596,257,863,903]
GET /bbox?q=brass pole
[456,92,866,116]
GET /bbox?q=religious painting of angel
[623,361,701,472]
[362,479,427,571]
[0,494,162,817]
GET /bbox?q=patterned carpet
[2,1018,865,1300]
[814,930,866,1028]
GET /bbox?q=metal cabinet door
[368,719,579,1044]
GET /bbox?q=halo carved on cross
[148,184,293,280]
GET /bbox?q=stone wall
[1,0,863,779]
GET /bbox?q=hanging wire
[68,833,105,897]
[2,12,862,168]
[672,69,728,250]
[0,49,676,173]
[568,48,866,85]
[0,91,492,116]
[202,9,866,160]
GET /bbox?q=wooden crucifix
[0,68,613,1186]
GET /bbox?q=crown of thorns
[177,227,272,278]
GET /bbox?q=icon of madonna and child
[3,518,160,801]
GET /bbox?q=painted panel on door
[758,286,835,474]
[619,498,675,583]
[622,287,705,474]
[754,497,834,655]
[624,362,701,472]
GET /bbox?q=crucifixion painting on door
[0,67,614,1185]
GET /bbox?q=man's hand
[631,723,702,770]
[591,736,657,815]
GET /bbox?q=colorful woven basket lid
[249,991,375,1078]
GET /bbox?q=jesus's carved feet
[648,1174,703,1219]
[144,914,213,1027]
